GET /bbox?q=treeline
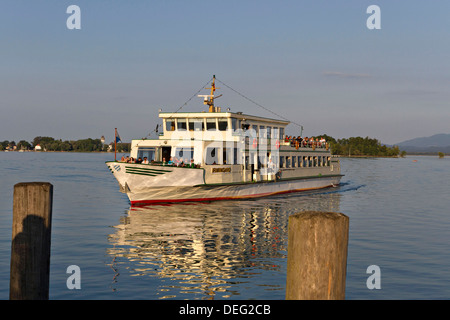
[316,135,404,157]
[2,134,403,156]
[0,136,130,152]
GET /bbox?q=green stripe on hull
[125,166,172,173]
[125,166,171,176]
[125,171,159,177]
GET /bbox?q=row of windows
[137,147,331,169]
[166,118,229,131]
[279,155,331,168]
[164,118,285,138]
[165,118,229,132]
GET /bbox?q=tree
[1,140,9,150]
[318,135,400,157]
[17,140,32,150]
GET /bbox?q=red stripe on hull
[130,183,338,206]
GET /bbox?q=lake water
[0,152,449,300]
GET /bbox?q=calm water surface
[0,152,449,299]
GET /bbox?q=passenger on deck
[168,157,174,165]
[142,157,149,164]
[302,137,308,147]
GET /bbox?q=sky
[1,0,449,145]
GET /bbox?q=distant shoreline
[333,153,446,158]
[2,150,445,158]
[0,150,126,154]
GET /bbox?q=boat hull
[127,174,342,205]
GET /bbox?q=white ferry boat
[106,76,342,205]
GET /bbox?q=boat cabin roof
[159,111,290,127]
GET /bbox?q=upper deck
[158,111,289,142]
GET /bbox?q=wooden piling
[286,211,349,300]
[10,182,53,300]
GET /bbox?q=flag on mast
[114,128,121,161]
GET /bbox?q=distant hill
[394,133,450,154]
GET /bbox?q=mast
[198,75,222,112]
[114,128,117,161]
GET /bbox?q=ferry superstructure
[106,76,342,205]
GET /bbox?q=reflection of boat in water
[107,191,341,299]
[106,76,343,205]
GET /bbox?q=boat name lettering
[212,167,231,173]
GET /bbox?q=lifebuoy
[252,138,257,149]
[275,140,280,149]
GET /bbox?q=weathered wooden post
[10,182,53,300]
[286,211,349,300]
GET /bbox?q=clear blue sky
[1,0,449,145]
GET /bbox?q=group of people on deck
[119,155,199,167]
[120,155,150,164]
[284,136,327,148]
[162,157,199,168]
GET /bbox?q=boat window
[165,119,175,132]
[173,147,194,162]
[280,156,285,168]
[279,127,285,140]
[231,118,237,131]
[292,156,297,167]
[286,156,291,168]
[233,147,239,165]
[252,125,258,137]
[206,118,217,131]
[259,125,266,139]
[177,119,187,131]
[189,119,204,131]
[266,126,271,139]
[137,147,156,162]
[218,118,228,131]
[272,127,278,139]
[205,147,219,165]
